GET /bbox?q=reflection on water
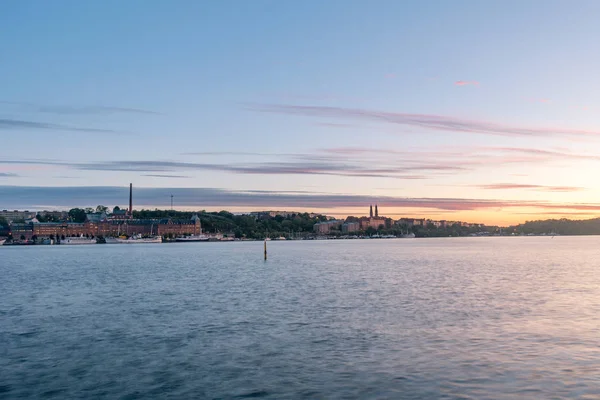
[1,237,600,399]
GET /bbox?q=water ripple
[1,238,600,398]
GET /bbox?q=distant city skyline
[2,1,600,225]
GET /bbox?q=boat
[0,239,5,246]
[106,222,163,244]
[108,234,162,244]
[400,232,416,238]
[175,234,209,242]
[274,236,287,241]
[60,235,97,245]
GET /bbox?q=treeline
[354,222,495,238]
[134,210,328,239]
[412,223,496,237]
[514,218,600,235]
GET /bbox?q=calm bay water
[1,237,600,399]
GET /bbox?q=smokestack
[129,183,133,216]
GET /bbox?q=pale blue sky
[2,0,600,223]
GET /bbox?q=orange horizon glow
[165,206,600,227]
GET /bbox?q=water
[1,237,600,399]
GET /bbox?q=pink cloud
[514,211,599,216]
[252,104,600,138]
[455,80,479,86]
[476,183,585,192]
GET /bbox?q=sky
[2,0,600,225]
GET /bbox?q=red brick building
[9,215,202,240]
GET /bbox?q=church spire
[369,204,373,218]
[375,204,379,217]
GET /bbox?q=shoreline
[0,233,575,247]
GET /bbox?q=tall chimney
[375,204,379,217]
[129,183,133,216]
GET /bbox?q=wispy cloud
[0,118,119,134]
[0,172,18,177]
[3,144,599,181]
[487,147,600,162]
[514,211,598,216]
[475,183,585,192]
[455,81,479,86]
[0,101,161,115]
[0,158,460,180]
[250,104,600,138]
[143,174,191,178]
[2,186,600,214]
[181,151,277,156]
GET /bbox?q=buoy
[264,239,267,260]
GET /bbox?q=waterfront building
[33,222,88,238]
[396,218,425,227]
[8,222,34,239]
[7,215,202,240]
[313,220,343,234]
[360,217,387,230]
[37,210,69,220]
[359,205,388,230]
[342,222,360,233]
[397,218,415,227]
[5,184,202,240]
[108,209,130,220]
[0,210,37,223]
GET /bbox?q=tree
[68,208,87,223]
[84,207,94,214]
[365,227,376,236]
[20,235,25,241]
[31,235,38,243]
[37,213,59,223]
[0,216,8,227]
[113,206,121,213]
[96,205,108,213]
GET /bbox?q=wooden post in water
[264,239,267,260]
